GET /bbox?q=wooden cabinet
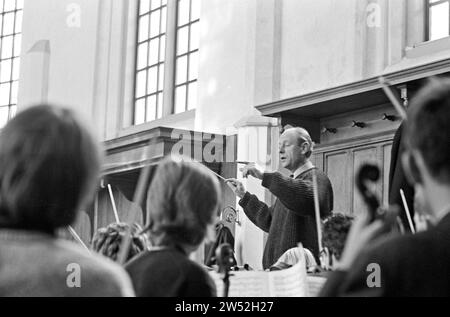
[313,134,394,216]
[324,150,351,214]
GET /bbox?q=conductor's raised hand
[226,179,246,199]
[240,163,264,180]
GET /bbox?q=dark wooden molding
[256,57,450,117]
[103,126,233,175]
[280,115,321,143]
[314,130,397,154]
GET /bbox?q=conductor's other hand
[226,179,246,199]
[240,163,264,180]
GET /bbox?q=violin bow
[68,226,91,254]
[107,184,120,223]
[311,169,324,259]
[117,137,157,265]
[379,77,407,121]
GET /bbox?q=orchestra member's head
[402,78,450,224]
[0,105,101,235]
[92,222,149,263]
[322,213,354,268]
[279,127,314,173]
[143,158,221,254]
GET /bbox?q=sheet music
[210,261,311,297]
[211,271,271,297]
[306,276,327,297]
[268,263,308,297]
[209,243,330,297]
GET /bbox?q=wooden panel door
[325,150,351,215]
[317,137,394,217]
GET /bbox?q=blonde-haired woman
[125,158,221,297]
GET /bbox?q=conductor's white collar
[292,161,315,179]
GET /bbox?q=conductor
[227,127,333,269]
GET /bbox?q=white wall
[195,0,260,135]
[19,0,100,121]
[280,0,359,98]
[277,0,426,100]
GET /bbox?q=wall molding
[256,56,450,116]
[314,130,396,154]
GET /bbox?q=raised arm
[238,192,273,233]
[261,171,332,218]
[226,179,273,233]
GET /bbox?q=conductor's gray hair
[284,127,314,158]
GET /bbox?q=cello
[356,164,400,230]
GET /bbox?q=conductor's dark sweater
[239,168,334,269]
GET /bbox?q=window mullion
[184,0,192,112]
[162,0,178,117]
[0,0,23,128]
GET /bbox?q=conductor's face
[279,130,307,172]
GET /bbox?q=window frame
[173,0,199,114]
[133,0,200,126]
[134,0,168,124]
[0,0,23,128]
[426,0,450,41]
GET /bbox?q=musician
[321,213,354,270]
[125,158,220,297]
[92,222,149,263]
[270,246,317,271]
[320,79,450,297]
[0,105,134,297]
[227,127,334,269]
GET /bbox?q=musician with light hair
[227,127,334,269]
[125,158,221,297]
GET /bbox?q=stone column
[233,115,280,270]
